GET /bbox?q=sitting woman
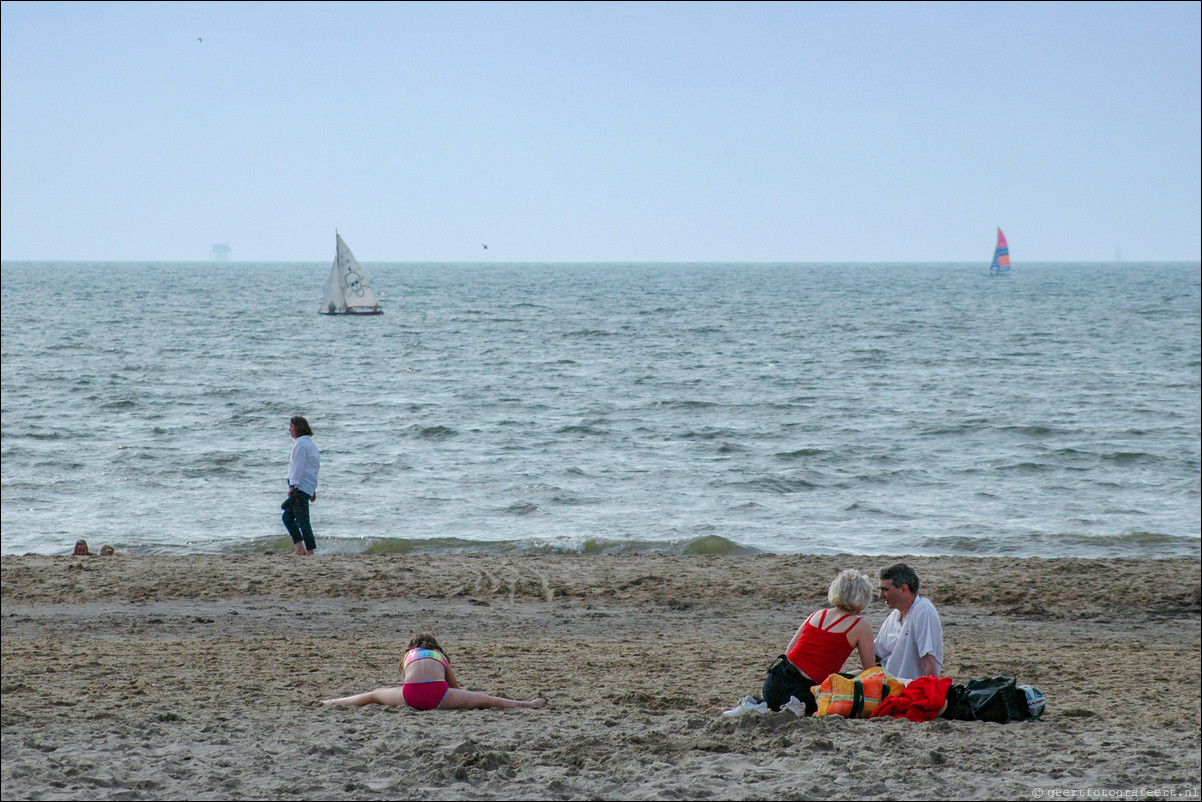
[764,568,876,715]
[322,633,547,711]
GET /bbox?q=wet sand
[2,553,1199,800]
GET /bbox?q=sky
[1,1,1199,263]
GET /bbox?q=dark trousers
[282,488,315,551]
[763,655,818,714]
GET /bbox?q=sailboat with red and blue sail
[989,228,1010,274]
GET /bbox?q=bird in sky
[482,244,488,249]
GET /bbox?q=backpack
[942,676,1036,722]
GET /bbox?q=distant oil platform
[210,242,231,261]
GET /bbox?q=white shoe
[783,695,806,717]
[722,695,769,717]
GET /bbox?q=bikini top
[403,648,449,671]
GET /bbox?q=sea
[1,260,1198,559]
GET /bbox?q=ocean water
[1,261,1198,559]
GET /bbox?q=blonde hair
[828,569,873,612]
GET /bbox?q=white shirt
[287,435,320,495]
[873,595,944,683]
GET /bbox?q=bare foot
[294,542,307,556]
[528,698,548,709]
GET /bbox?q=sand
[2,553,1199,801]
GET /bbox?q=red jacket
[871,676,953,722]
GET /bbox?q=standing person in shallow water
[281,415,320,555]
[322,633,547,711]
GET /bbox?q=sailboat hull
[320,308,383,316]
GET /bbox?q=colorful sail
[990,228,1011,273]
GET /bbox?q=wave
[414,425,459,440]
[728,475,817,494]
[222,533,759,557]
[995,424,1071,437]
[1100,451,1161,465]
[9,431,73,441]
[774,448,829,461]
[556,423,610,436]
[678,427,736,441]
[909,530,1200,558]
[917,423,989,437]
[501,502,543,516]
[995,461,1058,473]
[564,329,617,338]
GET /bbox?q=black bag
[942,676,1032,723]
[763,655,816,714]
[281,487,302,511]
[280,485,307,512]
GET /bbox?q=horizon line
[3,258,1200,266]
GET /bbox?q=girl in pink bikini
[322,633,546,711]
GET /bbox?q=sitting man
[874,563,944,683]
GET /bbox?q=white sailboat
[319,233,382,315]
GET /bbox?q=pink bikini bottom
[402,681,449,711]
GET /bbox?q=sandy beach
[2,553,1199,800]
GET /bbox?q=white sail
[319,257,345,313]
[319,233,382,314]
